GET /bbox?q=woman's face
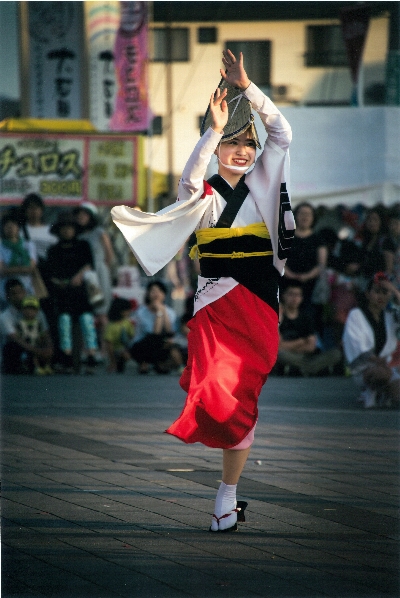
[367,284,391,312]
[365,212,381,234]
[2,220,20,240]
[76,210,90,227]
[25,203,43,224]
[148,284,165,304]
[296,206,314,230]
[216,131,256,172]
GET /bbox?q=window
[152,28,189,62]
[305,25,348,67]
[151,116,163,135]
[224,41,271,88]
[198,27,217,44]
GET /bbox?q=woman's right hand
[209,87,228,134]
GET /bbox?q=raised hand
[209,87,228,134]
[220,49,251,91]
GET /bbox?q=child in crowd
[104,297,135,373]
[16,296,54,375]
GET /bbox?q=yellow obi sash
[189,222,273,260]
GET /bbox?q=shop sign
[0,134,139,206]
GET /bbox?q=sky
[0,1,20,99]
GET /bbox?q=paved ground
[2,367,399,598]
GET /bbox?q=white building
[147,2,399,209]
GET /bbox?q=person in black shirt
[277,282,341,376]
[46,212,99,373]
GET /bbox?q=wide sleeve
[244,82,292,151]
[177,127,222,203]
[245,84,294,275]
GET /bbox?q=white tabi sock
[210,482,237,531]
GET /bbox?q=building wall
[146,16,393,206]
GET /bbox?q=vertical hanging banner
[28,2,84,119]
[340,5,370,85]
[85,1,120,131]
[109,1,150,132]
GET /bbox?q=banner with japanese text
[85,1,120,131]
[340,5,370,85]
[28,2,84,119]
[109,1,150,132]
[0,134,140,206]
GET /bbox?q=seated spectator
[276,282,341,376]
[129,280,183,374]
[104,297,135,373]
[0,212,37,308]
[343,272,400,409]
[46,212,99,374]
[16,296,54,374]
[0,279,53,374]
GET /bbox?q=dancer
[112,50,294,531]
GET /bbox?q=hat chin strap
[217,147,251,172]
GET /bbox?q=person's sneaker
[43,364,54,375]
[359,388,377,409]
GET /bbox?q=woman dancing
[112,50,294,532]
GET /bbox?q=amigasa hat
[200,78,261,149]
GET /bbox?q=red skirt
[165,284,279,448]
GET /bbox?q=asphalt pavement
[2,367,399,598]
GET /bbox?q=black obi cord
[199,174,280,314]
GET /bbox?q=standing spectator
[343,272,399,408]
[46,212,99,373]
[283,202,328,335]
[357,208,386,289]
[0,212,36,308]
[276,282,341,376]
[0,279,53,374]
[74,202,115,352]
[19,193,57,270]
[382,205,400,289]
[104,297,135,373]
[283,202,327,306]
[129,280,183,374]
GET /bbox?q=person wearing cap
[112,50,294,531]
[15,296,54,374]
[46,211,99,373]
[0,279,53,375]
[342,272,400,408]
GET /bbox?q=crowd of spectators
[0,194,399,407]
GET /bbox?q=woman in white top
[20,193,57,264]
[343,272,399,408]
[112,50,295,532]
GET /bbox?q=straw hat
[200,79,261,149]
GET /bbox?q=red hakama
[166,284,279,448]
